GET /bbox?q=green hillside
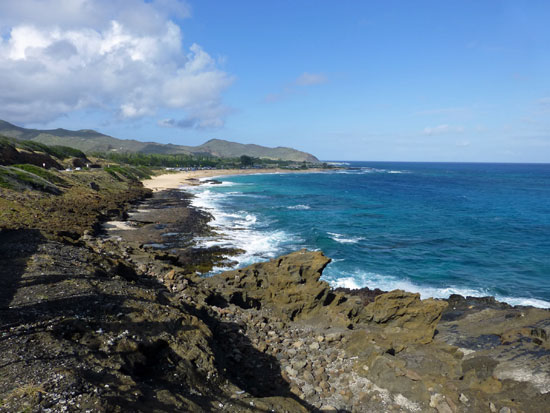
[0,120,319,163]
[193,139,319,162]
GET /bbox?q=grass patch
[104,165,152,181]
[12,164,68,186]
[0,166,62,194]
[0,135,87,160]
[49,145,87,159]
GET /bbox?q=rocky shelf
[1,184,549,412]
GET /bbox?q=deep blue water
[186,162,550,307]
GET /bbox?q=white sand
[142,168,323,191]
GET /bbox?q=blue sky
[1,1,549,162]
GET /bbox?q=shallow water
[185,162,550,307]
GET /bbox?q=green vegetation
[97,151,318,169]
[0,120,320,162]
[14,140,86,159]
[99,152,216,168]
[0,165,150,238]
[103,165,152,181]
[49,145,87,159]
[240,155,254,167]
[0,166,61,194]
[12,164,68,186]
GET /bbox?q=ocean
[185,162,550,308]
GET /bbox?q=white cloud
[423,124,464,136]
[0,0,191,33]
[0,0,233,127]
[295,72,328,86]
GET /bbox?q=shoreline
[142,167,325,191]
[2,163,549,411]
[143,171,550,309]
[2,167,548,411]
[143,174,550,309]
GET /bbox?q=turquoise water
[186,162,550,307]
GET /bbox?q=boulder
[358,290,447,344]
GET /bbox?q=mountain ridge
[0,120,319,163]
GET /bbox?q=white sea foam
[333,167,409,175]
[324,268,550,308]
[331,277,362,289]
[186,185,294,273]
[204,180,238,187]
[326,162,350,166]
[328,232,364,244]
[493,296,550,308]
[287,204,311,210]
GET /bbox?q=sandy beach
[142,168,324,191]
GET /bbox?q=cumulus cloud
[0,0,233,127]
[423,124,464,136]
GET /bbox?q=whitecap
[328,232,364,244]
[287,204,311,210]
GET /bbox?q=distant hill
[0,120,319,163]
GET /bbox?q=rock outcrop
[359,289,447,344]
[201,250,362,326]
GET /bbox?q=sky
[0,0,549,162]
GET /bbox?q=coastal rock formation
[201,250,362,326]
[359,290,448,344]
[2,172,550,412]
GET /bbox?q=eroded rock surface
[2,183,549,412]
[202,250,362,325]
